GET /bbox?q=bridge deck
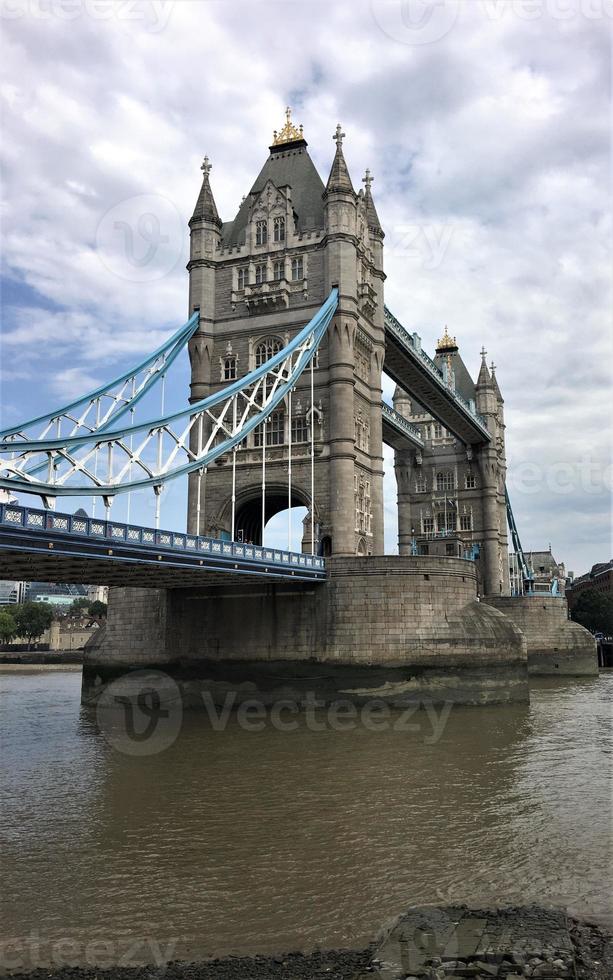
[384,308,491,446]
[381,402,424,451]
[0,503,326,588]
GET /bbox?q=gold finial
[436,325,457,352]
[272,106,304,146]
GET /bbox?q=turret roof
[221,142,326,246]
[325,124,355,195]
[191,156,222,227]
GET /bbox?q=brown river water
[0,668,611,969]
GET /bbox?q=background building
[566,560,613,612]
[0,580,26,605]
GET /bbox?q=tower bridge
[0,109,596,700]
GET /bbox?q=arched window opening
[436,471,455,492]
[224,357,237,381]
[273,216,285,243]
[291,415,309,444]
[436,512,456,532]
[255,337,283,368]
[291,257,304,280]
[255,263,267,285]
[254,411,285,448]
[256,220,268,245]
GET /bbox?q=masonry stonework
[83,557,527,706]
[484,595,597,675]
[186,117,385,557]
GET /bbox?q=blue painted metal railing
[384,307,490,437]
[0,502,326,577]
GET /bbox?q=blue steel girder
[0,290,338,500]
[383,307,491,447]
[381,402,424,451]
[0,312,200,444]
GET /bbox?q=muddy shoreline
[6,909,612,980]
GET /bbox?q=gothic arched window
[436,471,455,492]
[255,263,267,285]
[255,337,283,368]
[254,410,285,448]
[291,415,308,444]
[291,257,304,280]
[256,220,267,245]
[273,216,285,243]
[224,357,237,381]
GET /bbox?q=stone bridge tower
[393,334,510,596]
[186,110,385,556]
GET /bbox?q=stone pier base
[83,556,529,707]
[484,595,598,676]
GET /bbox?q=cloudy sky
[0,0,611,573]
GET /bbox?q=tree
[13,602,54,648]
[88,600,108,619]
[0,609,17,644]
[571,591,613,637]
[68,597,89,616]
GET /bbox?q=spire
[325,124,355,195]
[362,169,383,236]
[476,346,491,387]
[490,360,503,402]
[191,155,222,227]
[272,106,304,147]
[436,326,458,355]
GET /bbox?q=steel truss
[0,291,338,508]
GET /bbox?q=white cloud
[0,0,610,571]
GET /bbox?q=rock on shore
[10,908,612,980]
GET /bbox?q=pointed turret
[490,361,503,403]
[190,156,222,228]
[325,124,355,195]
[476,347,492,388]
[362,169,383,237]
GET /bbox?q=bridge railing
[0,503,326,574]
[381,402,424,445]
[383,307,489,433]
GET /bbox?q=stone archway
[219,483,313,547]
